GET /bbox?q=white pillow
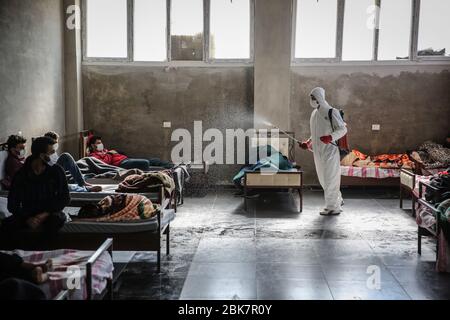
[0,197,11,220]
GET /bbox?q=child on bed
[87,135,174,171]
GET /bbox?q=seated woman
[87,135,174,171]
[0,134,27,190]
[44,131,101,192]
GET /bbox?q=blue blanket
[233,146,294,184]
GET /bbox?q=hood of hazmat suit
[308,87,347,212]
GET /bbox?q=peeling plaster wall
[82,65,254,185]
[291,65,450,185]
[0,0,65,145]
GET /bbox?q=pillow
[353,158,373,168]
[340,151,358,166]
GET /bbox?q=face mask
[18,149,26,158]
[96,144,104,152]
[53,143,59,151]
[46,153,59,166]
[310,98,319,109]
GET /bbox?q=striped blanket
[340,166,400,179]
[1,249,113,300]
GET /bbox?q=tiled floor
[116,188,450,300]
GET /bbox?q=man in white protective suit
[299,87,347,215]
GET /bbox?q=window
[295,0,338,59]
[170,0,204,61]
[86,0,128,58]
[377,0,412,60]
[134,0,167,62]
[342,0,375,61]
[418,0,450,57]
[210,0,251,60]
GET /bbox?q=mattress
[340,166,400,179]
[61,209,175,234]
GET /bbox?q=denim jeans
[119,158,174,171]
[57,153,85,186]
[119,158,151,171]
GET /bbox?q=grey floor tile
[327,280,411,300]
[257,278,333,300]
[180,277,256,300]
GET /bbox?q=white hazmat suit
[308,87,347,213]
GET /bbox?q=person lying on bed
[3,136,70,234]
[87,135,174,171]
[0,135,27,190]
[44,131,101,192]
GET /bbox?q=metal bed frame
[243,131,303,213]
[416,180,440,261]
[54,238,114,300]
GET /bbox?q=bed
[243,132,303,213]
[399,156,448,216]
[2,238,114,300]
[339,149,416,187]
[0,203,175,273]
[78,130,184,211]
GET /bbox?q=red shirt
[89,149,128,167]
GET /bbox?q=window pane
[210,0,250,59]
[342,0,375,61]
[418,0,450,57]
[295,0,337,59]
[134,0,167,61]
[378,0,412,60]
[86,0,128,58]
[171,0,203,61]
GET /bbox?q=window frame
[291,0,450,65]
[81,0,255,65]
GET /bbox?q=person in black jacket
[4,136,70,234]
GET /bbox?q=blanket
[76,194,158,222]
[340,149,414,169]
[116,171,175,196]
[233,147,294,185]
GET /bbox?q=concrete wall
[82,65,254,185]
[0,0,65,146]
[80,0,450,186]
[254,0,292,130]
[291,65,450,184]
[63,0,83,157]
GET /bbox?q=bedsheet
[340,166,400,178]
